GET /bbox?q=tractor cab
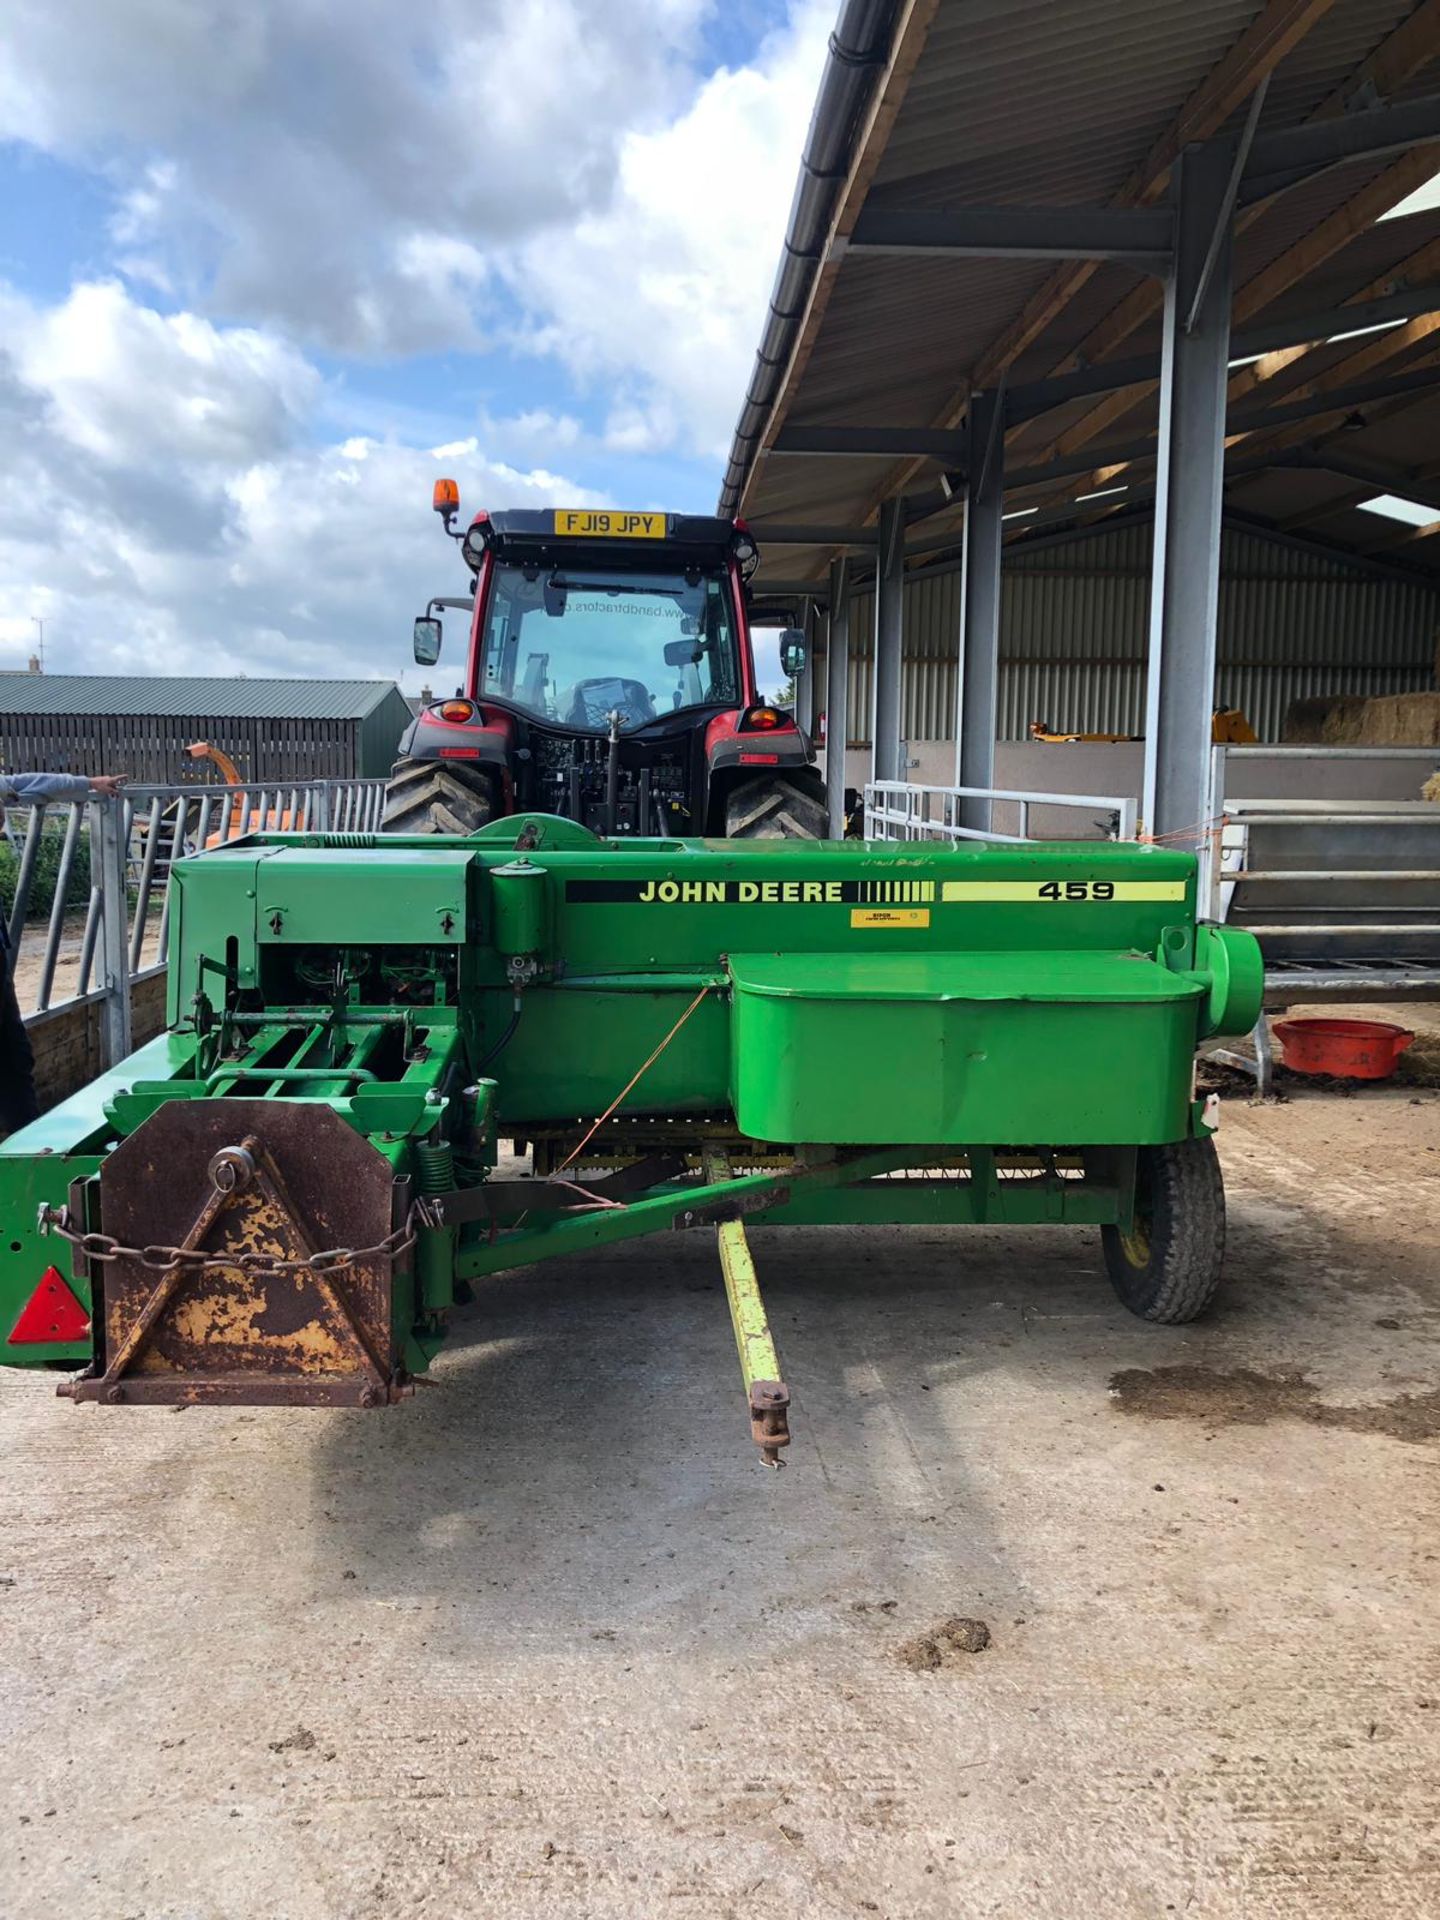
[382,490,825,840]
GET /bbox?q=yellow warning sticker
[940,880,1186,903]
[851,907,931,928]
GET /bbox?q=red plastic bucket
[1271,1017,1415,1080]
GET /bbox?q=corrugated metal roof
[0,676,403,720]
[730,0,1440,587]
[873,0,1262,206]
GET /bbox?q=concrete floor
[2,1087,1438,1919]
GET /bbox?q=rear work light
[461,514,490,570]
[731,518,759,579]
[739,705,791,732]
[436,699,475,723]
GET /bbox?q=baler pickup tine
[705,1148,791,1467]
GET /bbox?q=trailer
[1,815,1261,1463]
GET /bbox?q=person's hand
[89,774,128,799]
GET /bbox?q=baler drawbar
[2,815,1261,1464]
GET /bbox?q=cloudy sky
[0,0,831,688]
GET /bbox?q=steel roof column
[1143,141,1233,850]
[795,600,817,733]
[825,557,850,837]
[872,497,905,784]
[957,390,1004,832]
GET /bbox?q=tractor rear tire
[724,774,827,840]
[1101,1136,1225,1324]
[382,758,496,835]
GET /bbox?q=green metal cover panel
[496,988,730,1121]
[522,838,1198,974]
[727,949,1202,1145]
[255,849,471,947]
[726,950,1205,1003]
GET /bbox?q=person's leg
[0,946,40,1131]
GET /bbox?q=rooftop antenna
[31,616,44,672]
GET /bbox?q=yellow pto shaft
[706,1149,791,1466]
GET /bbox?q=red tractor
[382,486,826,839]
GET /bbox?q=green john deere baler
[0,816,1261,1462]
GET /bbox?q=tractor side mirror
[779,627,807,677]
[413,616,442,666]
[663,637,702,667]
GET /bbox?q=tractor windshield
[477,562,741,732]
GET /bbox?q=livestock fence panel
[2,780,386,1061]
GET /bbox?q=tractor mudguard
[395,703,514,775]
[704,715,826,837]
[384,704,515,832]
[705,726,817,779]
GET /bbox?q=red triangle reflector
[7,1266,91,1345]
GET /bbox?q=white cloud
[0,1,830,453]
[0,4,836,690]
[603,396,682,456]
[0,0,716,356]
[5,280,318,466]
[0,281,601,682]
[504,4,833,457]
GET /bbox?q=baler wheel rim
[1117,1216,1151,1268]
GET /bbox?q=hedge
[0,821,93,925]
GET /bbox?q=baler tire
[724,775,827,840]
[1101,1136,1225,1324]
[381,759,496,835]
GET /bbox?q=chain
[37,1201,424,1278]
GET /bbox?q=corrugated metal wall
[838,519,1440,743]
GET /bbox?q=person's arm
[0,772,126,803]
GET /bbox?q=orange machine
[184,742,299,840]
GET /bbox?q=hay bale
[1422,770,1440,802]
[1352,692,1440,745]
[1319,698,1371,743]
[1282,695,1361,742]
[1284,691,1440,746]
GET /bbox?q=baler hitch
[42,1102,418,1408]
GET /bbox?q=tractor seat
[563,677,656,729]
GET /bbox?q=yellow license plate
[553,509,667,539]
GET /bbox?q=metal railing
[1200,746,1440,1094]
[1205,744,1440,921]
[3,779,386,1058]
[864,780,1138,845]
